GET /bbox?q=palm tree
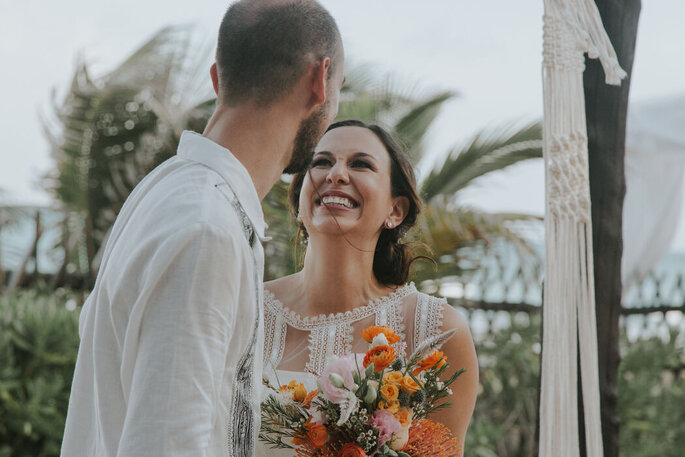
[46,25,543,288]
[0,191,31,292]
[264,66,544,283]
[44,26,215,282]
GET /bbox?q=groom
[60,1,344,456]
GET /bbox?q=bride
[259,120,478,456]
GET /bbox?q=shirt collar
[176,130,267,238]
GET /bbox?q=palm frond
[394,91,455,165]
[421,122,542,201]
[409,197,541,287]
[44,26,214,275]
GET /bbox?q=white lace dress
[257,283,447,457]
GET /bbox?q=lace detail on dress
[263,292,287,371]
[269,283,416,329]
[414,292,446,349]
[306,323,354,376]
[374,298,406,356]
[263,283,416,376]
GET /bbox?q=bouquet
[260,326,464,457]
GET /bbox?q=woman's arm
[429,304,479,455]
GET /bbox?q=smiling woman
[290,120,425,285]
[259,120,479,456]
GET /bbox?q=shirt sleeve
[116,222,243,457]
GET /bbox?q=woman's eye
[311,158,332,168]
[350,159,372,169]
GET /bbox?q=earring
[386,221,393,229]
[296,212,302,222]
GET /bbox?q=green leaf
[421,121,542,201]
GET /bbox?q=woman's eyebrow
[350,152,377,162]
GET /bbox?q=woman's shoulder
[413,290,471,338]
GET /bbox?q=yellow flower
[394,407,413,428]
[379,399,400,414]
[400,374,422,393]
[383,370,404,385]
[380,383,399,402]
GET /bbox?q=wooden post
[583,1,641,456]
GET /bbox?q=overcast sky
[1,0,684,249]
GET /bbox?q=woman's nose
[326,163,349,184]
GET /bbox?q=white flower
[389,426,410,451]
[336,390,360,426]
[328,373,346,389]
[371,333,390,348]
[273,390,296,407]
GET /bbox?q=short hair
[216,0,341,107]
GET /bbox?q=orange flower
[379,399,400,414]
[413,350,447,375]
[380,383,399,402]
[292,419,309,446]
[394,407,414,428]
[404,419,462,456]
[307,423,328,448]
[361,326,401,344]
[303,389,319,408]
[400,373,422,393]
[337,442,367,457]
[383,370,404,385]
[292,432,307,446]
[279,380,308,402]
[363,345,396,372]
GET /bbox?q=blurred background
[1,1,684,456]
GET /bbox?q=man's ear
[210,63,220,96]
[308,57,331,108]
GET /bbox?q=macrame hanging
[540,1,626,457]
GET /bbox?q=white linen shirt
[61,131,266,457]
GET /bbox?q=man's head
[214,0,344,173]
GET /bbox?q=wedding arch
[539,1,627,456]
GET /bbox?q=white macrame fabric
[541,1,626,457]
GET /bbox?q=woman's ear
[388,196,410,228]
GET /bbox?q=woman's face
[299,126,407,244]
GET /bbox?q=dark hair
[290,120,429,286]
[216,0,341,107]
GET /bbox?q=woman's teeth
[321,196,356,208]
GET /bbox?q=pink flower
[318,354,364,404]
[308,405,327,425]
[368,409,402,447]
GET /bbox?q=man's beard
[283,101,329,174]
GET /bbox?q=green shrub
[619,326,685,457]
[1,290,683,457]
[0,290,81,457]
[466,312,541,457]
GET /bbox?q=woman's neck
[297,234,394,316]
